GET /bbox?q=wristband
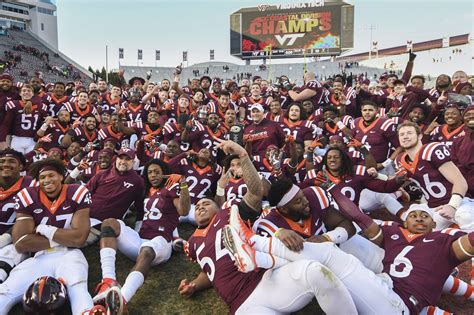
[40,123,49,131]
[180,183,188,190]
[69,167,81,179]
[336,121,346,130]
[381,159,393,168]
[36,224,60,248]
[376,173,389,181]
[274,228,283,238]
[468,232,474,248]
[216,185,225,196]
[448,193,463,210]
[324,227,349,244]
[368,229,383,241]
[457,237,474,257]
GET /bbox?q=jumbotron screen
[230,1,354,59]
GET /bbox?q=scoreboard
[230,1,354,59]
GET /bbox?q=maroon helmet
[23,276,68,314]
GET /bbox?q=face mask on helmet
[23,276,68,314]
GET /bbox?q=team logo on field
[391,234,399,240]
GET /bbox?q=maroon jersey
[273,116,314,144]
[351,117,399,163]
[225,177,247,202]
[380,221,465,314]
[62,101,98,122]
[139,184,180,242]
[81,162,110,183]
[185,200,265,313]
[121,103,148,123]
[238,96,270,121]
[300,79,327,107]
[186,121,225,158]
[39,121,71,151]
[45,93,71,117]
[133,121,162,141]
[282,158,308,184]
[396,143,454,208]
[162,122,191,152]
[174,157,221,204]
[99,93,124,114]
[429,124,465,149]
[255,186,330,238]
[97,125,131,149]
[207,101,238,121]
[86,167,144,221]
[1,100,47,139]
[0,176,36,234]
[302,165,402,205]
[320,116,353,138]
[14,184,91,228]
[243,118,286,157]
[68,125,98,147]
[451,128,474,198]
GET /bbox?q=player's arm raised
[216,139,263,213]
[173,176,191,216]
[451,232,474,262]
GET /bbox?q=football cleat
[104,286,127,315]
[222,225,257,273]
[93,278,121,306]
[228,204,255,245]
[83,305,107,315]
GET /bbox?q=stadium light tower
[367,24,376,59]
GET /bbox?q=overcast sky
[55,0,473,70]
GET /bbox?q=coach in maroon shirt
[451,105,474,198]
[86,148,144,227]
[243,104,285,157]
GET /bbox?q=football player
[396,121,472,231]
[93,159,190,312]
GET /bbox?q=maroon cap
[117,148,135,159]
[0,73,13,81]
[455,82,472,94]
[463,105,474,118]
[393,79,406,86]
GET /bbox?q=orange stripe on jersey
[450,277,460,293]
[464,284,473,298]
[422,143,438,160]
[73,186,86,203]
[313,187,329,209]
[259,221,277,234]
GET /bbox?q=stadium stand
[0,28,92,84]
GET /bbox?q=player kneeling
[93,159,190,313]
[0,159,107,315]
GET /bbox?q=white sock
[380,193,403,216]
[121,271,145,302]
[100,248,116,280]
[443,275,473,299]
[255,251,290,269]
[68,281,94,314]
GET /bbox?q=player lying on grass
[178,139,358,314]
[223,188,474,314]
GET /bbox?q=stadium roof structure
[339,34,470,61]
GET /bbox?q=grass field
[8,216,474,314]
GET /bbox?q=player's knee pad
[100,226,117,238]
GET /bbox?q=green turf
[9,222,322,314]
